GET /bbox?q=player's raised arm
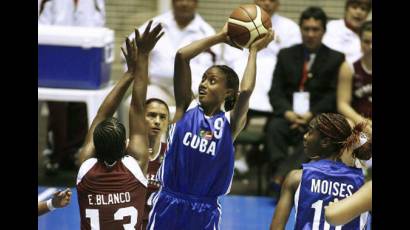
[77,58,137,165]
[173,30,228,122]
[230,30,274,140]
[126,21,164,173]
[270,170,301,230]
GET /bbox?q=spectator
[322,0,372,65]
[38,0,106,174]
[123,0,221,108]
[38,188,72,216]
[266,6,347,194]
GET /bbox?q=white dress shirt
[323,19,362,65]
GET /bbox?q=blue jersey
[294,160,368,230]
[157,100,235,197]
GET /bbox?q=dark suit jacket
[269,43,345,117]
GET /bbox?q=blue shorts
[147,188,221,230]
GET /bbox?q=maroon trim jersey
[352,60,372,119]
[76,156,147,230]
[142,142,167,229]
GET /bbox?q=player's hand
[249,29,274,51]
[135,20,164,54]
[219,23,243,50]
[324,198,339,210]
[298,112,313,124]
[52,188,72,208]
[121,36,138,74]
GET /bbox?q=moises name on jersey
[310,179,354,198]
[87,192,131,206]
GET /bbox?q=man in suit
[265,6,348,194]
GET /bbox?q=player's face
[255,0,279,17]
[145,101,169,138]
[361,31,372,57]
[301,18,325,51]
[198,67,230,109]
[172,0,197,20]
[345,3,369,30]
[303,122,322,159]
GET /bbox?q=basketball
[227,4,272,48]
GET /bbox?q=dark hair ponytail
[93,117,127,165]
[344,121,372,160]
[314,113,371,160]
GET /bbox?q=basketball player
[337,21,372,128]
[76,21,164,229]
[142,97,170,229]
[146,24,274,229]
[325,180,372,225]
[270,113,371,229]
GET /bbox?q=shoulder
[192,14,215,34]
[283,169,302,191]
[121,156,148,187]
[322,44,345,60]
[278,44,301,57]
[326,19,345,31]
[275,14,299,29]
[153,11,172,22]
[77,158,98,185]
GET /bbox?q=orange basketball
[227,4,272,48]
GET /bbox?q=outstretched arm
[325,180,372,225]
[173,30,228,123]
[38,188,72,216]
[270,170,302,230]
[126,21,164,173]
[230,30,274,140]
[77,68,135,165]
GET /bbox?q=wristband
[46,199,56,211]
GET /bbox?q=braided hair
[93,117,127,165]
[312,113,371,160]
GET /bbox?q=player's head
[198,65,239,112]
[254,0,279,17]
[359,20,372,57]
[345,0,371,30]
[299,7,327,51]
[304,113,372,161]
[93,117,127,165]
[145,98,170,138]
[172,0,198,22]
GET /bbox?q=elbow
[176,49,189,61]
[337,102,348,114]
[240,88,254,97]
[324,209,341,226]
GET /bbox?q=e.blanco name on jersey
[87,192,131,206]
